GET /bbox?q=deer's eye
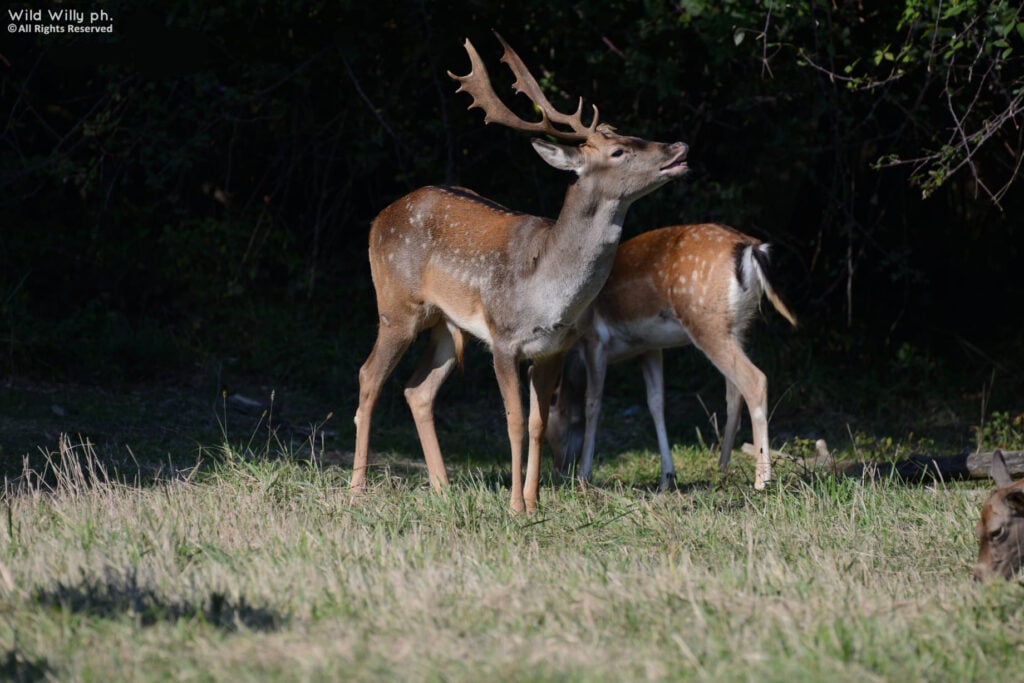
[611,149,625,158]
[990,526,1006,542]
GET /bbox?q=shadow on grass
[34,568,285,633]
[0,649,52,683]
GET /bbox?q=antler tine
[568,97,600,137]
[495,32,600,138]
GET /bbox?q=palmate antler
[447,32,600,143]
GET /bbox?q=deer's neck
[512,180,631,353]
[542,180,629,299]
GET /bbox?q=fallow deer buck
[546,223,796,491]
[974,450,1024,581]
[352,34,689,513]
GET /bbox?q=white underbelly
[604,315,692,363]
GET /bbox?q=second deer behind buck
[546,223,796,490]
[352,34,689,513]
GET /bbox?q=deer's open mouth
[659,153,689,175]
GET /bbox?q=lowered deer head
[352,33,688,513]
[974,450,1024,581]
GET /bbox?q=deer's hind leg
[352,296,431,490]
[404,322,463,490]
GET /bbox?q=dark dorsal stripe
[439,186,524,216]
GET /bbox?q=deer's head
[545,345,587,475]
[974,450,1024,581]
[448,33,688,202]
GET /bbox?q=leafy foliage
[0,1,1021,389]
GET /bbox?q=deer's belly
[603,314,692,363]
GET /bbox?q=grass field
[2,416,1022,682]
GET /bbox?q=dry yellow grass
[0,435,1021,682]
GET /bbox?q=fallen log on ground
[740,442,1024,484]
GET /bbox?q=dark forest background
[2,1,1023,459]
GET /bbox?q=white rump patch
[728,245,764,334]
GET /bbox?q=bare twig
[760,0,774,79]
[341,55,413,164]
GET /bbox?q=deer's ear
[991,450,1014,488]
[1005,488,1024,514]
[531,139,584,173]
